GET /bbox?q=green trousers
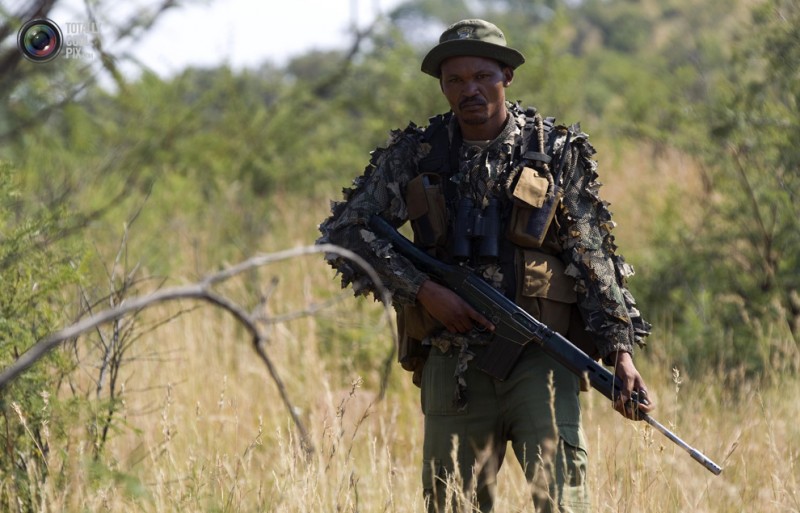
[420,305,591,512]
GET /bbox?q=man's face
[439,56,513,137]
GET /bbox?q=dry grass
[9,158,800,512]
[27,298,799,512]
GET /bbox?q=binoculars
[452,198,500,262]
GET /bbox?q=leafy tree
[641,0,800,378]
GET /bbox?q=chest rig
[398,107,577,385]
[406,107,559,266]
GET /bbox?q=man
[318,19,654,512]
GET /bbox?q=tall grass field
[5,154,799,513]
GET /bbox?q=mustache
[459,97,486,109]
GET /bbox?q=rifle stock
[368,215,722,475]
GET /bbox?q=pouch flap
[520,249,577,304]
[405,174,429,220]
[512,167,549,208]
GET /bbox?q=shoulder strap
[418,113,451,172]
[419,112,460,206]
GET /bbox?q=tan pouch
[396,303,440,387]
[512,166,549,207]
[406,173,448,249]
[519,249,577,304]
[507,167,560,248]
[399,302,443,342]
[515,249,599,372]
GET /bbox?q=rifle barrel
[642,413,723,475]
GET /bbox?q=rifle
[368,215,722,475]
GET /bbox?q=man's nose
[462,80,480,96]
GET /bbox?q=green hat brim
[421,39,525,78]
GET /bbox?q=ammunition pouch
[519,249,576,304]
[399,172,451,386]
[406,173,448,250]
[516,248,598,363]
[396,304,439,387]
[507,166,561,248]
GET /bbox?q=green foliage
[582,0,654,53]
[0,161,84,511]
[640,0,800,377]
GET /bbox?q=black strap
[420,113,460,208]
[523,151,551,164]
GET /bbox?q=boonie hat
[421,19,526,78]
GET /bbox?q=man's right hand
[416,279,495,334]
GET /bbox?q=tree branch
[0,244,395,457]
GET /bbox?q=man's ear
[503,67,514,87]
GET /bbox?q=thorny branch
[0,244,395,457]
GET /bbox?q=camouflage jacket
[317,102,650,361]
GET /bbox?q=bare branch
[312,17,380,97]
[0,244,395,456]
